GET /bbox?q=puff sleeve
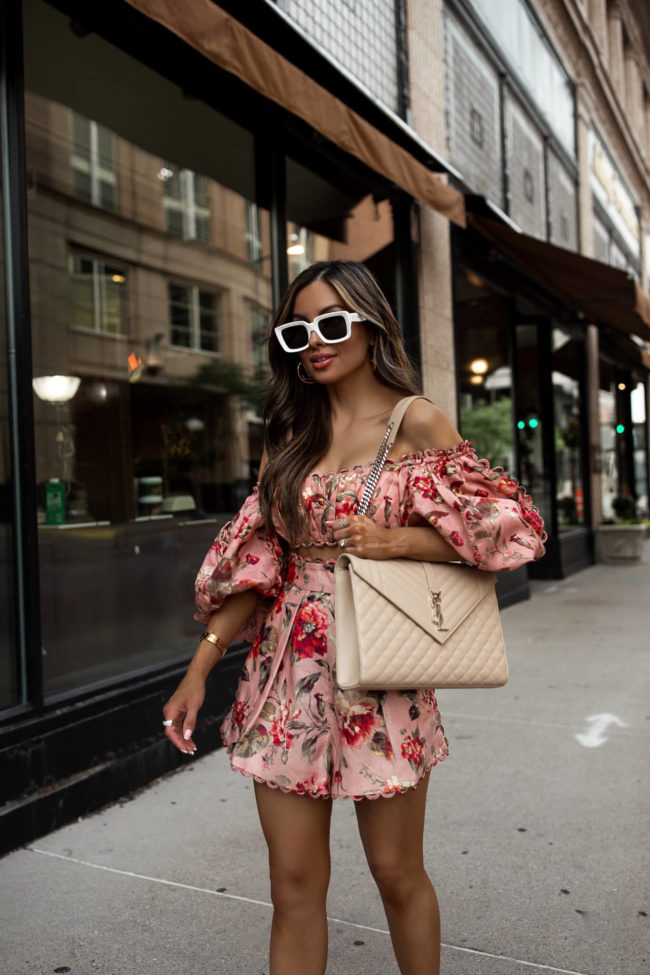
[194,487,283,640]
[400,442,547,571]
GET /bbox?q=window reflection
[514,324,551,530]
[455,270,514,470]
[285,157,396,301]
[599,383,618,520]
[552,327,585,530]
[71,113,117,211]
[24,0,272,695]
[69,254,128,335]
[632,382,647,517]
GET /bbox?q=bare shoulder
[400,398,462,452]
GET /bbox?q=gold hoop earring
[369,344,377,372]
[297,362,315,384]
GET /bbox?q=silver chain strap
[357,421,394,517]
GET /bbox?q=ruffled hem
[224,751,448,801]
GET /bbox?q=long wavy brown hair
[259,260,421,542]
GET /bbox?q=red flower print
[411,474,437,501]
[245,553,260,565]
[233,515,251,540]
[401,733,425,767]
[249,629,264,659]
[497,475,518,498]
[270,701,301,749]
[448,530,464,547]
[475,487,489,498]
[523,509,545,538]
[292,599,328,659]
[295,773,330,797]
[335,494,358,518]
[286,558,297,586]
[232,700,251,728]
[337,695,379,747]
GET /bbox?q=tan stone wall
[406,0,457,424]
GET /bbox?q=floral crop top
[194,441,546,639]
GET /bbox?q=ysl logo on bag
[428,590,448,631]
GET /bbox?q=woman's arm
[326,519,458,562]
[163,589,258,754]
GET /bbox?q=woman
[163,260,546,975]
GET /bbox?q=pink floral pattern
[196,441,546,800]
[219,554,449,799]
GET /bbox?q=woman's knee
[269,856,330,916]
[367,856,427,905]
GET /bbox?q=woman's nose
[308,329,321,347]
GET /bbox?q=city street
[2,544,649,975]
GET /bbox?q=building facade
[1,0,648,850]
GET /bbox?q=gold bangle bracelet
[199,630,228,656]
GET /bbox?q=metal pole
[0,0,43,709]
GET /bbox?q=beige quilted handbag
[334,397,508,691]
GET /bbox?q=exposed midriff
[295,545,340,562]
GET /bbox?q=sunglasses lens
[319,314,348,342]
[281,323,309,350]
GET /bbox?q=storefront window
[552,328,585,530]
[599,382,618,520]
[632,382,648,517]
[454,270,514,469]
[514,323,552,530]
[24,0,272,696]
[0,168,19,708]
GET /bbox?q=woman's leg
[355,773,440,975]
[254,781,333,975]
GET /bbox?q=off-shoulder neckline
[307,440,474,479]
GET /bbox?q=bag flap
[335,554,496,645]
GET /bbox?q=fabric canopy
[123,0,466,227]
[468,212,650,344]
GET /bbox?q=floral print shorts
[220,554,449,800]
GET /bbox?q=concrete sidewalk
[2,546,649,975]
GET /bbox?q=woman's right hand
[162,670,206,755]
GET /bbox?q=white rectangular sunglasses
[274,310,363,352]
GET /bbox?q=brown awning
[468,212,650,344]
[123,0,466,227]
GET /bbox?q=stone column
[624,50,642,139]
[576,86,595,258]
[576,85,602,527]
[606,6,625,100]
[406,0,457,422]
[588,0,608,60]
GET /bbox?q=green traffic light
[517,420,525,430]
[528,417,539,429]
[616,423,625,434]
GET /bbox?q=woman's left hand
[325,515,397,560]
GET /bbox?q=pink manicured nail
[183,729,192,740]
